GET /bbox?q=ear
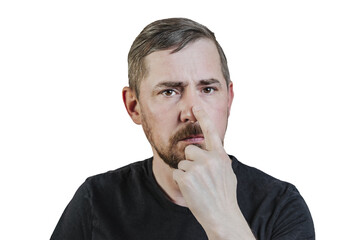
[227,81,234,117]
[122,87,142,125]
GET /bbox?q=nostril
[179,111,197,123]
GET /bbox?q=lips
[181,135,204,143]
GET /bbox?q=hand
[173,106,255,239]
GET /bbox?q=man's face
[138,38,233,168]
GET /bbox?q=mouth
[180,135,205,144]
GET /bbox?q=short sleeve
[50,181,93,240]
[271,185,315,240]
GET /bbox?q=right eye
[161,89,176,97]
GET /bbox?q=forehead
[142,38,225,88]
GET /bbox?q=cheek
[145,102,175,124]
[206,102,229,137]
[141,102,178,140]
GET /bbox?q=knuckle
[179,173,192,185]
[184,145,199,159]
[185,144,196,152]
[191,163,202,173]
[177,160,184,169]
[184,145,192,156]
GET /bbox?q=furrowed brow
[154,81,188,89]
[197,78,221,87]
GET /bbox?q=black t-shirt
[51,156,315,239]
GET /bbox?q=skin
[123,38,255,239]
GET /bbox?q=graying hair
[128,18,230,97]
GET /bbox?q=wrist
[203,207,256,240]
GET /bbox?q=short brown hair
[128,18,230,97]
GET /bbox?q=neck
[152,151,187,207]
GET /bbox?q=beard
[141,115,204,169]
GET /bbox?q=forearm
[203,207,256,240]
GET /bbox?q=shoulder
[230,154,310,218]
[230,155,297,196]
[230,155,315,238]
[82,158,152,195]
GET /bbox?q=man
[51,18,315,240]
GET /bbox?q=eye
[161,89,177,97]
[202,87,215,94]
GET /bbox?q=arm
[271,186,315,240]
[50,182,93,240]
[173,106,256,240]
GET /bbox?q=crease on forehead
[143,39,218,74]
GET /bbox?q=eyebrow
[154,78,221,90]
[198,78,221,86]
[154,81,188,89]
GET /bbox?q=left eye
[161,89,176,97]
[202,87,215,94]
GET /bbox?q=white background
[1,0,359,239]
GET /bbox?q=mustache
[170,123,203,144]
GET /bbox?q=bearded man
[51,18,315,240]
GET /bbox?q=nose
[179,89,198,123]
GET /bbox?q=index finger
[192,106,223,151]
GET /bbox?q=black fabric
[51,156,315,240]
